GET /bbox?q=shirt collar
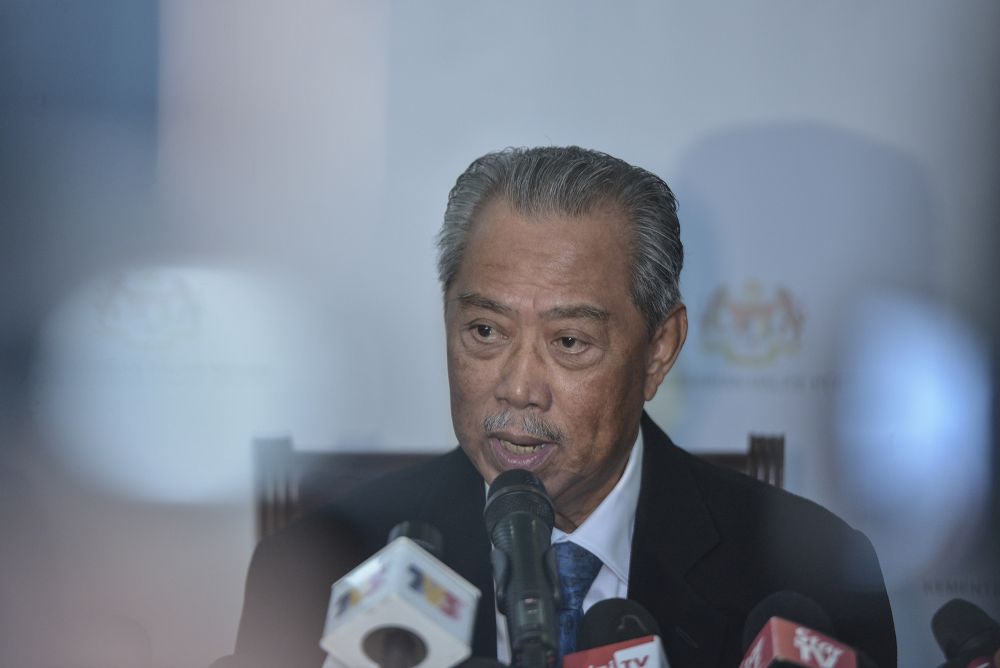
[551,429,643,585]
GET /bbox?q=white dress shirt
[493,431,644,664]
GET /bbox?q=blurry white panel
[32,266,359,503]
[834,291,991,584]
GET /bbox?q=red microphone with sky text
[739,591,879,668]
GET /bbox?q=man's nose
[494,338,552,411]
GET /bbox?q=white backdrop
[16,2,1000,666]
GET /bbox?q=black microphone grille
[742,591,835,652]
[576,598,661,651]
[483,469,555,533]
[932,598,1000,659]
[387,521,444,559]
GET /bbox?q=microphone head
[576,598,662,652]
[932,598,1000,660]
[483,469,555,535]
[388,520,444,559]
[362,626,427,668]
[742,591,836,652]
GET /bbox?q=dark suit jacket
[230,414,896,667]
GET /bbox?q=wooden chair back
[254,434,784,541]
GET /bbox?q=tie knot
[553,542,603,611]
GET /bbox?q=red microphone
[937,658,995,668]
[562,599,669,668]
[740,592,878,668]
[740,617,861,668]
[563,635,668,668]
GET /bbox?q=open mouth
[498,439,545,454]
[488,433,554,470]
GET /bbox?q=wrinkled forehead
[446,198,636,317]
[465,195,629,257]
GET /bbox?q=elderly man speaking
[226,147,896,668]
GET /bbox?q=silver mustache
[482,409,564,444]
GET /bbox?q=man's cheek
[561,380,606,417]
[448,346,481,382]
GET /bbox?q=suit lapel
[629,413,729,668]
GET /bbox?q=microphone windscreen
[483,469,554,533]
[932,598,1000,660]
[741,590,836,652]
[321,527,480,668]
[576,598,662,652]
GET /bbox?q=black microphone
[932,598,1000,668]
[740,591,879,668]
[565,598,668,668]
[576,598,662,651]
[484,469,560,668]
[741,591,835,652]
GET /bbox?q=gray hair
[436,146,683,334]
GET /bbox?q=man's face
[444,198,686,530]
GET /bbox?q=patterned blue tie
[553,542,603,664]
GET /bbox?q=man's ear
[643,304,688,401]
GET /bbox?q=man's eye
[474,324,494,339]
[557,336,587,351]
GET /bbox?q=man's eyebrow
[542,304,610,322]
[454,293,610,322]
[455,293,513,315]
